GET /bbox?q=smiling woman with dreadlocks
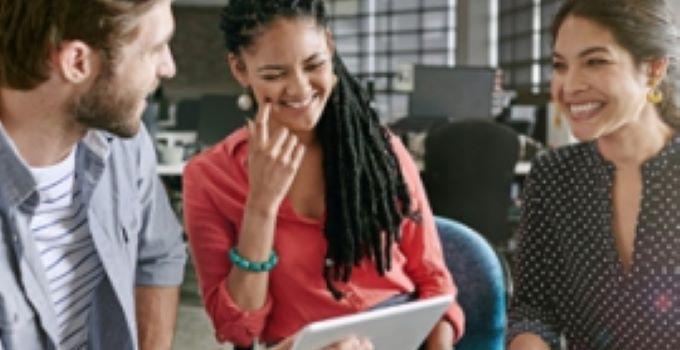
[182,0,464,349]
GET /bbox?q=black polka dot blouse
[507,136,680,350]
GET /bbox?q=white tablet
[290,294,453,350]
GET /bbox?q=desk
[157,162,187,177]
[157,161,529,177]
[155,131,195,177]
[401,130,532,176]
[416,158,531,177]
[156,131,197,145]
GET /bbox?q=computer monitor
[408,65,495,120]
[170,98,201,131]
[197,94,249,149]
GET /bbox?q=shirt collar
[648,133,680,165]
[0,124,113,207]
[82,129,113,160]
[588,132,680,173]
[0,122,37,206]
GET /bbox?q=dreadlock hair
[220,0,415,299]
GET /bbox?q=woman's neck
[0,87,85,168]
[267,120,320,149]
[597,106,674,169]
[292,129,319,148]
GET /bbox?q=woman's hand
[272,335,373,350]
[322,336,373,350]
[424,320,453,350]
[509,333,551,350]
[246,102,306,215]
[227,102,306,310]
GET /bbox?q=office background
[165,1,680,349]
[166,0,680,119]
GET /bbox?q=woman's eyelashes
[552,61,566,71]
[305,60,326,71]
[551,57,610,72]
[585,57,610,67]
[258,61,327,81]
[260,71,284,81]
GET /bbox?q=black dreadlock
[220,0,415,300]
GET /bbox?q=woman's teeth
[570,102,602,115]
[282,96,314,109]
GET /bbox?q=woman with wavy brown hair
[508,0,680,349]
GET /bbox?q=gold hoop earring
[647,87,664,104]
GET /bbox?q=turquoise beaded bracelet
[229,247,278,272]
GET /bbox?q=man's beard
[73,65,145,138]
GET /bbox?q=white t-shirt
[29,147,103,350]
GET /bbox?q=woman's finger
[269,127,290,158]
[255,102,271,145]
[246,119,256,138]
[290,143,306,170]
[279,133,299,163]
[357,337,373,350]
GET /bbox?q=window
[498,0,536,91]
[539,0,563,90]
[327,0,456,120]
[498,0,562,92]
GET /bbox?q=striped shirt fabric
[28,147,104,350]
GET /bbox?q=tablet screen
[291,294,453,350]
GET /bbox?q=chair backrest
[424,119,519,246]
[435,216,506,350]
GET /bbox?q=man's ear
[53,41,98,84]
[227,53,249,87]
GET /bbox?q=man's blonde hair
[0,0,162,90]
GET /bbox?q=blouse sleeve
[391,136,465,343]
[506,155,563,349]
[182,158,273,347]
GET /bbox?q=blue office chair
[435,216,506,350]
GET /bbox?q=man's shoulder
[82,127,156,183]
[113,126,154,152]
[83,127,151,155]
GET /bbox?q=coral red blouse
[183,128,464,347]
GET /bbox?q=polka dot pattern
[507,137,680,350]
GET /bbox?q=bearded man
[0,1,186,349]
